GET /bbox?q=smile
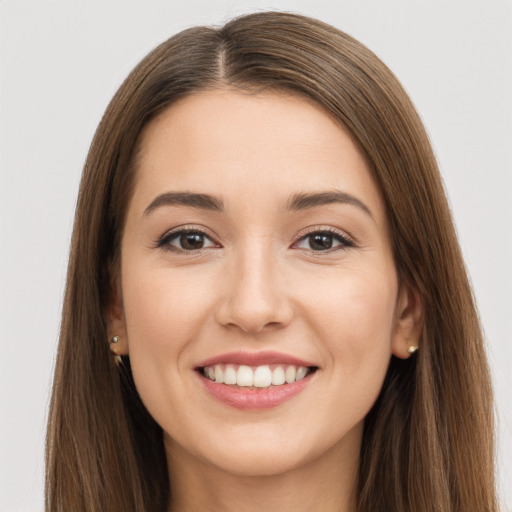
[195,352,318,409]
[202,364,312,388]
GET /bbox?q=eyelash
[293,227,355,253]
[156,225,219,254]
[156,226,355,254]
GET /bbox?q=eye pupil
[180,232,204,250]
[309,233,333,250]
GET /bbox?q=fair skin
[108,90,421,512]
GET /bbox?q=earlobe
[391,283,423,360]
[108,334,124,365]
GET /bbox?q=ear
[391,282,423,359]
[105,270,129,357]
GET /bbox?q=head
[46,11,496,512]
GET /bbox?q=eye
[294,229,353,252]
[158,229,218,252]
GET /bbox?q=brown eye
[308,233,334,250]
[294,230,353,252]
[158,230,218,252]
[180,232,206,250]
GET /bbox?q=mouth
[195,351,318,409]
[199,363,317,389]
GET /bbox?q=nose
[214,242,294,334]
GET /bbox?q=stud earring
[109,335,122,365]
[408,345,419,354]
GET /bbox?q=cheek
[120,265,219,428]
[300,266,397,372]
[122,265,215,365]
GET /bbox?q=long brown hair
[45,11,497,512]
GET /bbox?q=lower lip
[198,372,314,410]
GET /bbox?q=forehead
[131,89,386,222]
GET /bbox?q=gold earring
[408,345,419,354]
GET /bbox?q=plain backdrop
[1,1,511,510]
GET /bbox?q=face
[110,90,418,478]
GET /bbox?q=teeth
[296,366,308,381]
[271,366,285,385]
[285,365,296,384]
[237,365,254,387]
[224,364,237,385]
[253,365,272,387]
[203,364,312,388]
[214,365,224,384]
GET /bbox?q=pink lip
[195,351,316,369]
[195,351,318,410]
[197,371,315,410]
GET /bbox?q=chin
[210,444,308,477]
[169,420,360,479]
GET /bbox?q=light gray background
[1,1,511,510]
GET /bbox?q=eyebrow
[144,192,224,215]
[143,189,372,218]
[285,190,373,217]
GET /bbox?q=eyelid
[154,224,355,253]
[291,225,355,251]
[156,224,221,252]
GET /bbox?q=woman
[45,11,497,512]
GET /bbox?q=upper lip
[195,351,317,369]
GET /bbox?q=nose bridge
[238,237,276,299]
[216,235,291,333]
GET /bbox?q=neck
[165,426,361,512]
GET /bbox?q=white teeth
[253,365,272,387]
[237,365,254,387]
[285,365,296,384]
[271,366,286,385]
[223,364,237,385]
[296,366,307,381]
[203,363,312,388]
[214,365,224,384]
